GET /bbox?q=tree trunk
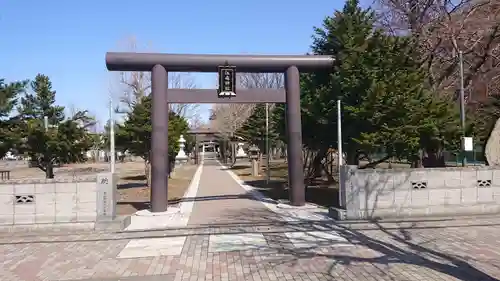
[410,150,424,168]
[45,162,54,179]
[231,143,236,164]
[169,156,175,178]
[145,160,151,187]
[346,149,360,166]
[311,148,327,179]
[423,149,446,168]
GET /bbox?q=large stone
[485,118,500,166]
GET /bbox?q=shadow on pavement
[217,209,500,281]
[219,165,249,171]
[117,182,146,189]
[2,206,500,281]
[117,159,500,280]
[7,157,500,280]
[170,193,277,205]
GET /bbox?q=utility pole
[337,100,343,208]
[43,116,54,178]
[109,97,116,173]
[44,116,49,132]
[265,103,270,184]
[459,50,467,167]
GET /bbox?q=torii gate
[187,128,223,164]
[106,52,333,212]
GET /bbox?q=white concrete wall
[0,175,115,225]
[340,166,500,220]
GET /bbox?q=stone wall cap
[354,166,496,173]
[0,175,97,184]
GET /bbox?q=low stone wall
[334,165,500,220]
[0,173,116,225]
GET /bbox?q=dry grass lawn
[0,160,198,216]
[229,159,441,208]
[0,161,109,179]
[116,164,198,215]
[230,159,340,208]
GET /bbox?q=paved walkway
[0,162,500,281]
[187,160,279,225]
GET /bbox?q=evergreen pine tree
[116,95,190,182]
[0,78,27,158]
[16,74,93,178]
[274,0,460,167]
[236,104,278,152]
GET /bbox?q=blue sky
[1,0,369,129]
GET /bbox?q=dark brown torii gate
[106,52,333,212]
[187,128,222,165]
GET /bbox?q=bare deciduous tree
[66,103,97,129]
[189,113,206,129]
[209,104,255,137]
[109,36,201,120]
[109,36,151,114]
[209,73,284,137]
[168,72,200,120]
[238,72,284,89]
[376,0,500,99]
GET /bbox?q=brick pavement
[1,216,500,281]
[0,162,500,281]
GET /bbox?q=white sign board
[462,136,474,152]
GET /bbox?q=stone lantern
[235,142,247,158]
[248,145,260,176]
[175,135,188,165]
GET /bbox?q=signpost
[97,172,116,221]
[218,65,236,98]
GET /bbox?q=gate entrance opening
[187,128,223,165]
[106,52,333,212]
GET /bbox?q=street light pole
[44,116,49,132]
[459,50,467,167]
[109,97,116,173]
[265,103,270,184]
[43,116,53,178]
[337,100,343,208]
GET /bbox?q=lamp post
[44,116,49,132]
[337,100,343,208]
[265,103,270,184]
[109,97,116,173]
[43,116,54,178]
[459,50,467,167]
